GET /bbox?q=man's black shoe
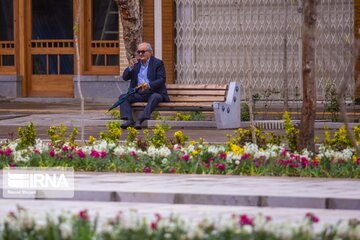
[121,120,135,129]
[134,120,142,130]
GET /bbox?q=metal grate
[174,0,354,100]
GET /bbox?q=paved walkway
[0,99,253,142]
[1,173,360,231]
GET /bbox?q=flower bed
[0,137,359,177]
[1,207,359,239]
[1,121,359,177]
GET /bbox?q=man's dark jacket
[122,56,170,102]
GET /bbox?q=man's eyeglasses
[137,50,147,55]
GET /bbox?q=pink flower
[182,155,189,161]
[219,152,227,160]
[150,213,162,230]
[301,157,309,168]
[62,145,69,152]
[305,212,319,223]
[280,147,287,156]
[207,157,215,162]
[90,150,100,158]
[241,153,250,160]
[100,151,107,158]
[49,149,55,157]
[77,149,86,158]
[217,163,225,171]
[292,163,300,168]
[311,160,319,167]
[239,214,253,226]
[9,163,16,168]
[79,210,88,220]
[143,166,152,173]
[4,148,12,157]
[150,221,157,230]
[169,167,176,173]
[357,158,360,165]
[67,154,73,160]
[130,151,137,156]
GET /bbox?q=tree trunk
[299,0,318,152]
[115,0,142,60]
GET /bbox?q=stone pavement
[0,173,360,231]
[0,98,359,231]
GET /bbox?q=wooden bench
[131,81,241,129]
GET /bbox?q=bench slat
[169,96,225,102]
[166,84,227,90]
[131,102,215,108]
[167,90,226,96]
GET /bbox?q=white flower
[186,144,195,153]
[34,139,49,153]
[162,158,168,164]
[113,146,125,156]
[254,150,270,160]
[59,222,72,239]
[207,145,225,155]
[244,143,258,154]
[18,210,34,230]
[226,152,240,163]
[13,149,31,162]
[8,141,18,151]
[349,225,360,239]
[147,146,171,160]
[336,220,350,237]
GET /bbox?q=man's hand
[137,82,149,92]
[129,57,138,69]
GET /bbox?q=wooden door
[26,0,74,97]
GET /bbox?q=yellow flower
[89,135,96,144]
[352,155,357,163]
[191,150,199,156]
[230,143,244,155]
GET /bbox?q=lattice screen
[174,0,354,100]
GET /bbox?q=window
[0,0,15,68]
[86,0,120,71]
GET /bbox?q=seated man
[119,42,169,129]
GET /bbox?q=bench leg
[213,82,241,129]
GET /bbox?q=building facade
[0,0,359,100]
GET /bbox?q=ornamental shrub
[48,123,78,148]
[100,121,122,143]
[174,130,188,146]
[283,112,299,152]
[324,125,360,150]
[126,127,138,144]
[149,124,168,147]
[17,122,37,150]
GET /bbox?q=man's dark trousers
[119,91,163,122]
